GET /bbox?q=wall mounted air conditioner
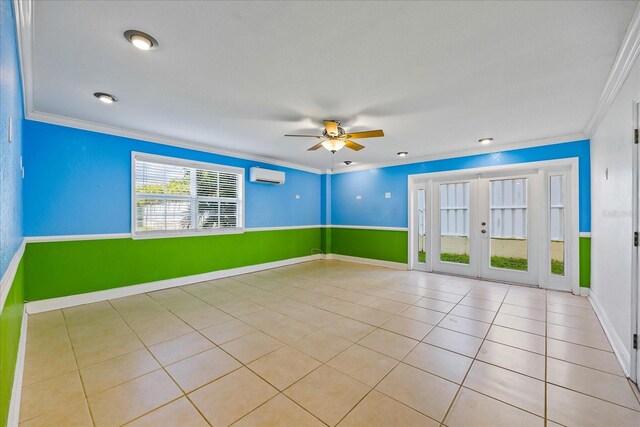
[249,167,286,185]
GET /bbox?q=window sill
[131,228,245,240]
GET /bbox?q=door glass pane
[418,189,427,263]
[440,182,470,264]
[550,175,565,275]
[490,178,528,271]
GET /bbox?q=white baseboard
[7,308,28,427]
[324,253,408,270]
[579,287,590,297]
[26,254,322,314]
[589,292,630,377]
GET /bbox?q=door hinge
[634,334,638,349]
[635,128,638,144]
[635,232,639,247]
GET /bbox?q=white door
[432,179,479,277]
[479,174,539,285]
[409,162,576,290]
[431,173,540,285]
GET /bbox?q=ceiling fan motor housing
[322,126,346,138]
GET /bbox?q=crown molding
[13,0,33,119]
[12,0,322,175]
[328,132,587,174]
[25,111,323,174]
[583,2,640,136]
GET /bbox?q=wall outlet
[295,194,300,199]
[385,192,391,199]
[356,195,362,200]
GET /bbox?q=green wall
[25,228,322,301]
[327,227,591,287]
[580,236,591,288]
[330,228,408,263]
[0,259,24,427]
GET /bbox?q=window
[439,182,469,236]
[490,178,527,239]
[132,153,244,237]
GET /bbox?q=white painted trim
[329,133,587,174]
[579,287,590,297]
[245,225,322,232]
[13,0,590,178]
[579,232,592,238]
[24,233,132,243]
[25,254,322,314]
[324,253,408,270]
[7,309,27,427]
[589,292,631,377]
[12,0,33,121]
[25,111,323,175]
[328,225,408,231]
[24,226,326,243]
[13,3,321,179]
[0,240,25,314]
[584,2,640,136]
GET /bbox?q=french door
[430,173,538,285]
[411,165,574,290]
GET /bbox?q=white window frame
[131,152,245,239]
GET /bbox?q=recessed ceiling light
[344,161,353,165]
[397,151,408,157]
[123,30,159,51]
[93,92,118,104]
[478,137,494,145]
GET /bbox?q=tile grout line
[103,298,217,427]
[545,288,548,427]
[60,308,97,427]
[21,261,636,425]
[438,281,511,424]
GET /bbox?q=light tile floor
[19,260,640,426]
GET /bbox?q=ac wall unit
[249,167,286,185]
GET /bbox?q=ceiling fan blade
[324,120,339,136]
[285,134,323,138]
[345,140,365,151]
[307,141,325,151]
[346,129,384,139]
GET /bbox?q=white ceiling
[29,0,637,171]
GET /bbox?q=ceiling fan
[285,120,384,152]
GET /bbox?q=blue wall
[23,121,321,236]
[0,0,24,276]
[331,140,591,232]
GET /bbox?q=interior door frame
[411,181,431,271]
[408,158,580,294]
[631,100,639,384]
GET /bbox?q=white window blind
[550,175,564,241]
[490,178,528,239]
[133,154,244,237]
[440,182,469,236]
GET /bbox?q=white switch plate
[295,194,300,199]
[356,195,362,200]
[385,192,391,199]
